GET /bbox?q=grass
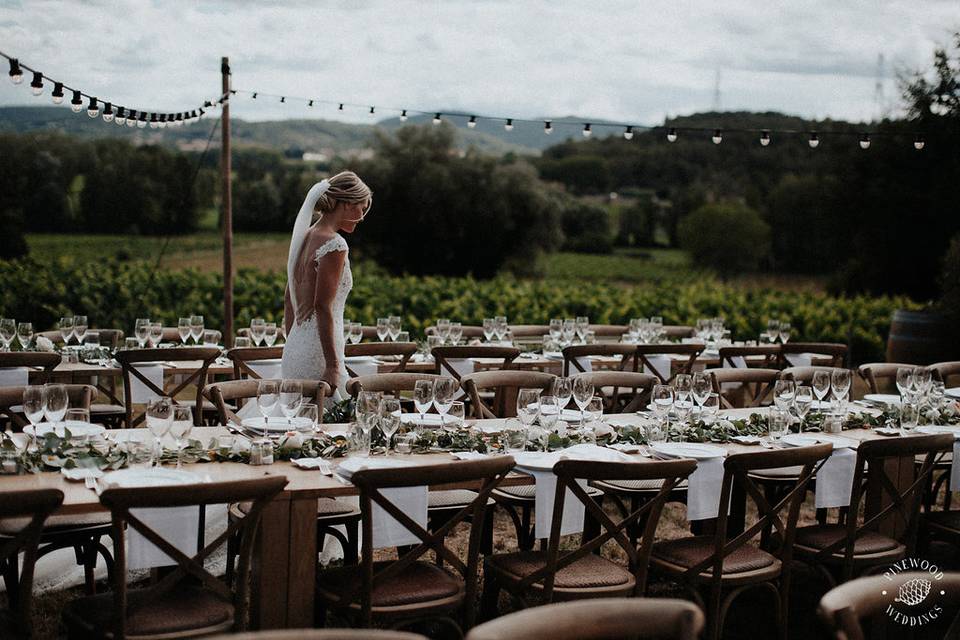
[542,248,699,284]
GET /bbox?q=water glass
[279,379,303,426]
[700,393,720,426]
[169,404,193,469]
[395,432,417,455]
[395,330,410,343]
[145,398,173,465]
[517,388,541,427]
[178,317,191,344]
[134,318,150,348]
[652,384,673,418]
[768,409,788,442]
[190,315,205,344]
[793,385,814,428]
[202,329,220,347]
[124,437,154,468]
[16,322,33,350]
[446,400,465,430]
[376,318,389,342]
[297,403,319,435]
[380,398,402,453]
[900,402,919,432]
[645,420,667,445]
[234,336,251,348]
[64,408,90,425]
[41,383,68,427]
[250,318,266,346]
[264,323,279,346]
[502,418,527,453]
[0,318,16,351]
[59,316,75,345]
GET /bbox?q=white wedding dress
[281,233,352,398]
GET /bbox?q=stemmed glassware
[190,315,205,345]
[264,323,280,346]
[59,316,75,345]
[22,386,44,447]
[572,377,594,427]
[135,318,151,348]
[811,370,831,412]
[16,322,33,350]
[551,377,573,413]
[380,398,401,455]
[575,317,589,343]
[256,379,279,436]
[700,393,720,427]
[413,380,434,430]
[673,374,693,418]
[73,315,88,345]
[793,385,814,432]
[912,367,933,406]
[830,369,852,412]
[250,318,266,346]
[652,384,674,420]
[376,318,389,342]
[548,319,562,343]
[778,322,792,344]
[561,319,575,346]
[297,403,320,435]
[0,318,15,351]
[177,317,192,345]
[279,379,303,427]
[435,319,451,345]
[765,320,781,344]
[494,316,508,341]
[583,396,603,444]
[148,322,163,348]
[387,316,402,342]
[896,366,915,403]
[169,405,193,469]
[517,388,541,429]
[433,378,458,427]
[537,394,560,442]
[691,372,711,413]
[356,390,383,455]
[347,322,362,345]
[483,319,496,343]
[145,398,173,466]
[448,322,462,346]
[774,380,796,414]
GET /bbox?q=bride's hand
[322,365,340,389]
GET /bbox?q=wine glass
[448,322,462,346]
[380,398,401,455]
[177,317,191,345]
[495,316,508,340]
[548,318,562,342]
[16,322,33,350]
[830,369,851,412]
[145,398,173,466]
[59,316,75,345]
[0,318,15,351]
[73,315,88,345]
[896,366,915,402]
[673,374,693,408]
[376,318,389,342]
[912,367,933,401]
[774,380,796,414]
[250,318,266,346]
[561,319,575,345]
[700,393,720,426]
[778,322,792,344]
[572,377,594,427]
[575,316,589,342]
[793,385,814,432]
[148,322,163,347]
[551,377,573,412]
[767,409,788,444]
[190,315,205,345]
[134,318,150,348]
[413,380,434,429]
[482,318,495,342]
[433,378,458,427]
[691,372,712,410]
[348,322,362,345]
[168,404,193,469]
[583,396,603,444]
[297,403,319,435]
[652,384,674,419]
[264,323,279,347]
[387,316,402,342]
[517,388,542,427]
[811,370,831,411]
[279,379,303,427]
[766,319,781,342]
[256,379,279,436]
[435,318,451,345]
[22,386,45,448]
[538,394,561,439]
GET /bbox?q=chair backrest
[0,384,96,431]
[818,572,960,640]
[535,459,696,602]
[344,373,445,401]
[0,488,64,637]
[587,324,629,338]
[460,370,556,418]
[98,476,287,640]
[114,347,221,427]
[930,360,960,386]
[351,458,516,629]
[708,368,779,409]
[431,346,519,380]
[226,346,284,380]
[570,371,657,413]
[857,362,914,395]
[205,379,331,425]
[824,434,954,581]
[780,366,853,398]
[561,344,638,376]
[635,344,705,383]
[508,325,550,338]
[465,597,704,640]
[0,351,61,385]
[662,325,696,339]
[702,445,833,590]
[344,342,418,376]
[215,630,429,640]
[780,342,848,368]
[717,344,781,369]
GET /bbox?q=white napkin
[450,451,489,460]
[336,457,428,549]
[235,401,284,420]
[247,358,283,380]
[348,358,380,378]
[784,353,813,368]
[720,356,748,391]
[570,357,592,373]
[291,457,333,474]
[953,440,960,492]
[815,447,856,509]
[643,356,672,382]
[0,367,29,388]
[685,457,726,521]
[127,506,200,569]
[129,364,164,403]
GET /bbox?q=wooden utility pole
[220,57,234,347]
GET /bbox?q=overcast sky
[1,0,957,126]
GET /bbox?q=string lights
[1,50,221,132]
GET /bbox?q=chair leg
[82,541,98,595]
[481,507,494,556]
[480,571,500,621]
[706,583,723,640]
[2,556,19,608]
[225,530,238,587]
[344,518,359,565]
[519,505,533,551]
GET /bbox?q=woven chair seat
[238,497,358,519]
[793,524,900,555]
[487,551,633,589]
[593,478,689,492]
[428,489,494,509]
[652,536,777,574]
[926,510,960,533]
[64,585,233,637]
[493,484,602,501]
[317,560,462,608]
[0,510,111,535]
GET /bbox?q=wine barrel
[886,310,958,365]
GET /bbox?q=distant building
[302,152,328,162]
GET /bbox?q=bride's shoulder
[307,230,348,261]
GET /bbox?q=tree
[559,199,614,254]
[678,202,771,278]
[0,209,28,259]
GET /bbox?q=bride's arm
[283,284,294,336]
[313,249,347,386]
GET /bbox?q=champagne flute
[59,316,75,345]
[177,317,191,345]
[279,379,303,427]
[168,404,193,469]
[793,385,814,432]
[190,315,204,345]
[413,380,434,429]
[250,318,266,346]
[896,366,915,402]
[0,318,15,351]
[145,398,173,466]
[256,379,279,436]
[572,376,594,427]
[134,318,150,348]
[16,322,33,350]
[73,315,88,345]
[432,378,458,427]
[376,318,389,342]
[380,398,401,455]
[811,370,831,411]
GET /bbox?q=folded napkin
[572,356,592,373]
[920,427,960,491]
[784,353,813,368]
[450,451,490,460]
[336,457,428,548]
[291,457,333,474]
[0,367,29,389]
[642,356,672,382]
[129,364,164,404]
[815,447,856,509]
[685,457,726,521]
[247,359,283,381]
[235,399,284,420]
[347,358,380,378]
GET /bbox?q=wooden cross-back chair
[482,458,696,618]
[344,373,445,404]
[707,368,778,409]
[569,371,657,413]
[780,342,848,368]
[62,476,287,640]
[792,434,954,586]
[507,325,550,339]
[818,572,960,640]
[663,325,696,339]
[0,352,61,385]
[930,360,960,386]
[226,346,284,380]
[560,344,637,376]
[316,458,516,633]
[460,370,556,419]
[635,344,705,384]
[430,346,519,380]
[650,444,833,640]
[204,379,331,426]
[717,344,781,369]
[344,342,418,377]
[856,362,915,395]
[36,329,124,350]
[0,384,96,431]
[585,325,629,341]
[115,347,220,427]
[0,488,63,640]
[468,598,704,640]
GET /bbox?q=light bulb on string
[859,133,870,149]
[808,132,820,148]
[87,97,100,118]
[711,129,722,144]
[175,113,184,127]
[308,100,313,107]
[251,92,257,99]
[338,103,344,111]
[400,109,407,122]
[198,108,206,118]
[369,106,375,115]
[623,126,634,140]
[115,106,126,125]
[582,123,592,138]
[138,113,147,128]
[8,58,22,84]
[158,114,167,128]
[504,118,514,131]
[126,109,137,127]
[760,130,771,146]
[51,82,64,104]
[280,96,285,103]
[433,112,442,125]
[29,71,43,96]
[544,121,553,134]
[666,127,678,142]
[149,113,158,128]
[914,135,925,150]
[70,90,83,112]
[467,115,477,129]
[102,102,114,122]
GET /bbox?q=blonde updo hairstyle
[314,170,372,220]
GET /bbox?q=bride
[281,171,372,398]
